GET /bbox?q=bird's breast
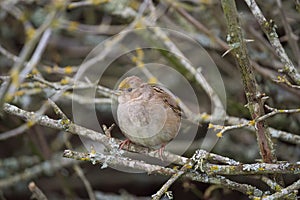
[117,101,168,137]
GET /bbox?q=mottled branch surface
[0,0,299,199]
[221,0,277,165]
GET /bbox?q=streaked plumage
[117,76,181,148]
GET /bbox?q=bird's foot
[119,139,131,150]
[155,144,166,160]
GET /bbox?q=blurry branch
[276,0,300,66]
[247,25,279,58]
[59,19,124,35]
[28,182,48,200]
[296,0,300,12]
[0,122,36,140]
[73,165,96,200]
[209,122,250,138]
[174,6,229,50]
[41,65,78,75]
[74,0,148,85]
[0,44,78,76]
[5,73,113,105]
[164,0,202,11]
[0,2,66,109]
[244,0,300,85]
[0,153,76,189]
[252,63,300,98]
[95,191,149,200]
[260,176,282,192]
[210,105,300,138]
[221,0,277,166]
[0,155,40,170]
[67,0,109,9]
[0,44,20,62]
[261,179,300,200]
[0,82,71,140]
[0,2,34,34]
[65,94,112,105]
[128,48,158,83]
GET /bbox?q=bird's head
[118,76,143,93]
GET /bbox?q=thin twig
[274,75,300,89]
[211,105,300,137]
[244,0,300,84]
[261,176,282,192]
[48,100,96,200]
[0,154,76,189]
[0,6,60,108]
[276,0,300,67]
[262,179,300,200]
[175,6,229,50]
[152,170,185,200]
[152,162,193,200]
[0,84,71,140]
[28,182,48,200]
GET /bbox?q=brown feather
[151,85,182,117]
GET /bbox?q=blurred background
[0,0,299,199]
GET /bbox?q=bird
[117,76,181,156]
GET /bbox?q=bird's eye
[127,88,133,92]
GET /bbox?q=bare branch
[244,0,300,84]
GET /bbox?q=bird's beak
[112,89,122,96]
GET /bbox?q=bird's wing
[151,85,182,117]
